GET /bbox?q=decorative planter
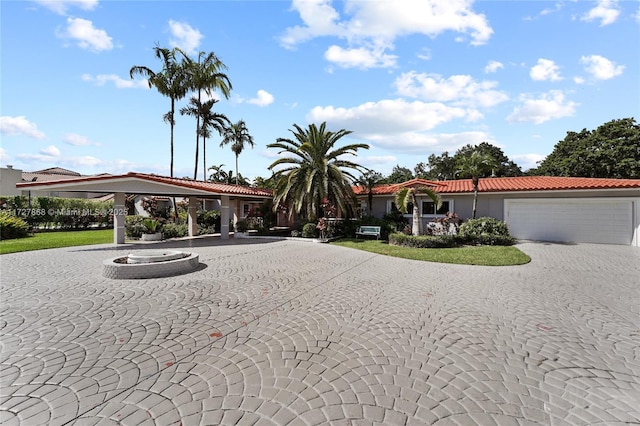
[141,232,162,241]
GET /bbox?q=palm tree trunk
[235,154,239,185]
[412,193,420,236]
[472,187,478,219]
[202,136,206,182]
[193,90,202,180]
[170,99,175,177]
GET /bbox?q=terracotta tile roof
[355,176,640,195]
[354,178,446,195]
[125,173,273,197]
[17,171,273,197]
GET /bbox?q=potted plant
[235,219,249,238]
[141,218,162,241]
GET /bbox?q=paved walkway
[1,239,639,425]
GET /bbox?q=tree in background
[455,142,523,177]
[355,171,384,216]
[416,151,457,180]
[179,50,232,180]
[268,122,369,221]
[528,118,640,178]
[130,46,188,177]
[385,165,414,183]
[220,120,255,185]
[395,186,441,236]
[456,151,499,219]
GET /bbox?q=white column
[220,195,230,239]
[114,192,126,244]
[188,196,197,237]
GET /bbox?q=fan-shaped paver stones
[1,238,639,425]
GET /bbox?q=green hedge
[389,233,462,248]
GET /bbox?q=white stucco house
[355,177,640,246]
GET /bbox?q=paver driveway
[1,238,639,425]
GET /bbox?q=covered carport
[16,172,273,244]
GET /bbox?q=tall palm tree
[220,120,254,185]
[395,186,441,236]
[130,46,188,177]
[180,97,230,180]
[456,151,499,219]
[178,50,232,180]
[355,170,384,216]
[267,122,369,221]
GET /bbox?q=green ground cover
[0,229,113,254]
[331,238,531,266]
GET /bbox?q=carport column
[220,195,230,239]
[187,196,197,237]
[114,192,126,244]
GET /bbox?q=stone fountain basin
[103,251,199,279]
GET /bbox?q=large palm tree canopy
[220,120,254,185]
[130,46,188,177]
[267,122,369,221]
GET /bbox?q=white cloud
[280,0,493,69]
[81,73,149,89]
[573,76,586,85]
[484,60,503,73]
[41,145,61,157]
[507,90,578,124]
[324,45,397,69]
[246,90,275,107]
[581,0,620,26]
[308,99,469,136]
[360,155,397,166]
[168,20,203,54]
[580,55,625,80]
[0,116,46,139]
[512,153,546,171]
[368,131,493,154]
[416,48,431,61]
[530,58,562,81]
[63,133,100,146]
[33,0,98,15]
[57,17,113,52]
[394,72,508,108]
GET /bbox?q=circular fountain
[103,250,199,279]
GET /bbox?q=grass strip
[331,238,531,266]
[1,229,113,254]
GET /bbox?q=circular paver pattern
[1,238,639,425]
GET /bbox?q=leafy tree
[267,122,369,221]
[394,186,441,236]
[355,170,384,216]
[208,163,228,182]
[220,120,254,185]
[529,118,640,178]
[130,46,189,177]
[455,142,522,177]
[421,151,457,180]
[252,175,277,190]
[179,50,232,180]
[385,165,414,183]
[456,151,498,219]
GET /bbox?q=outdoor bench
[356,225,381,240]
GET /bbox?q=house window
[422,200,452,215]
[388,201,413,214]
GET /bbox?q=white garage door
[505,198,634,245]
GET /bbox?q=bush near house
[0,211,30,239]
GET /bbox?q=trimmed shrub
[302,222,317,238]
[389,232,461,248]
[458,217,515,246]
[125,215,147,238]
[163,223,189,239]
[0,211,30,239]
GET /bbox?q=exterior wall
[0,167,23,196]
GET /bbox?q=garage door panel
[505,199,633,245]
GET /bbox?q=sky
[1,0,639,182]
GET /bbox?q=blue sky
[1,0,639,182]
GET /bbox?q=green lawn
[331,238,531,266]
[0,229,114,254]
